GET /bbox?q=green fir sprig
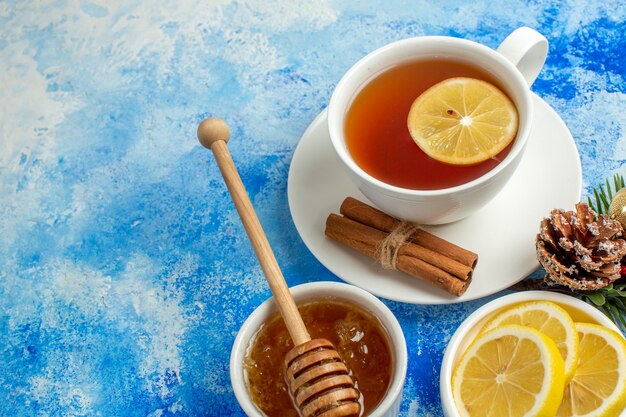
[587,173,625,215]
[582,173,626,332]
[579,283,626,331]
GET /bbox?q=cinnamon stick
[340,197,478,268]
[325,213,471,296]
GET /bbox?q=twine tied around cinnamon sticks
[325,197,478,296]
[378,221,422,270]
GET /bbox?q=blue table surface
[2,1,625,416]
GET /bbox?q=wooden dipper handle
[198,118,362,417]
[197,117,310,346]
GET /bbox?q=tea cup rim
[327,34,534,197]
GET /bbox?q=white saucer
[287,94,582,304]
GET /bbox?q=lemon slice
[407,77,518,165]
[452,324,565,417]
[556,323,626,417]
[482,301,579,383]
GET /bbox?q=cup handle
[496,27,548,87]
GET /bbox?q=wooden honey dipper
[197,118,362,417]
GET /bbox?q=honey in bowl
[345,57,515,190]
[244,298,393,417]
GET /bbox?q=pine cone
[536,203,626,291]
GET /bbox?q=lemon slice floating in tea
[407,77,519,165]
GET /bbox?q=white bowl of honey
[230,281,407,417]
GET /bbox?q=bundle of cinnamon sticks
[325,197,478,296]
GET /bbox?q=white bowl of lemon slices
[440,291,626,417]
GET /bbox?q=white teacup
[328,27,548,224]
